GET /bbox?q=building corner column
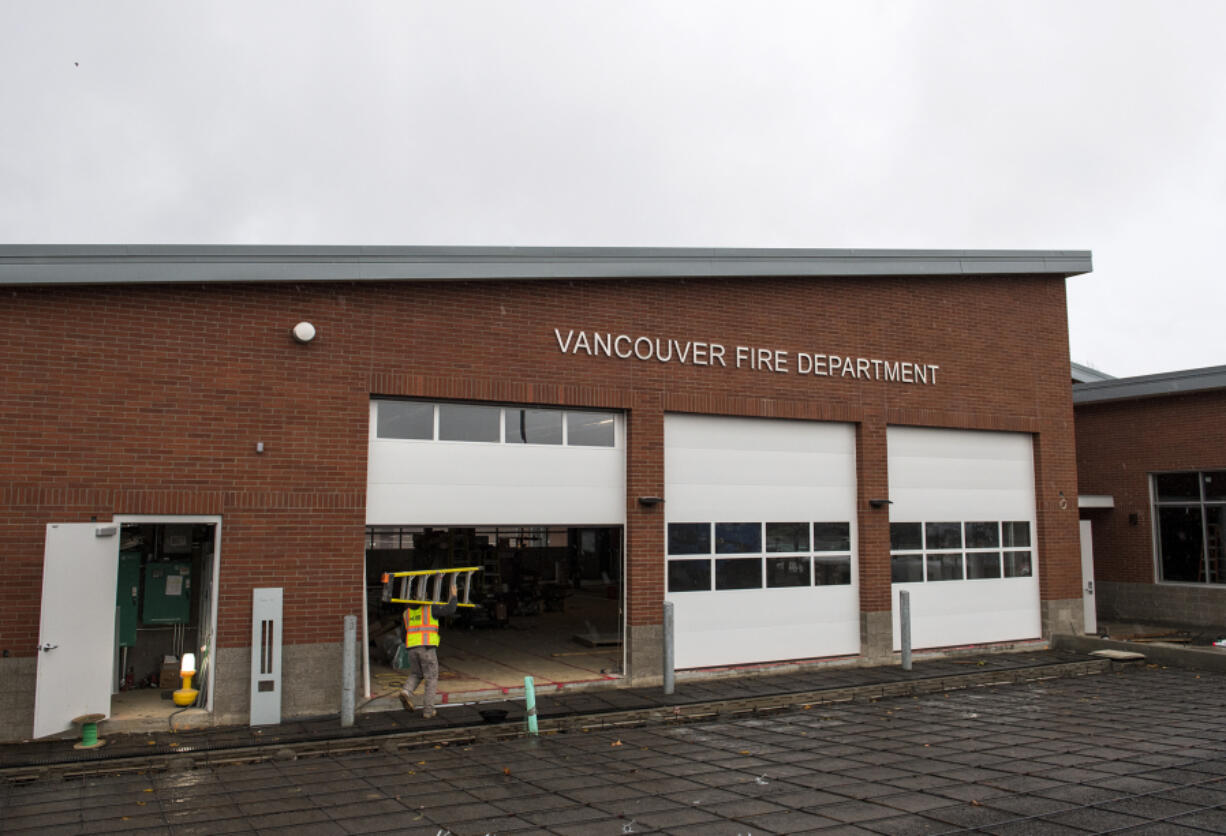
[1033,420,1085,639]
[857,410,893,662]
[623,393,665,684]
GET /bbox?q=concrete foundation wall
[1097,581,1226,632]
[1042,597,1085,639]
[0,640,365,741]
[0,657,36,742]
[212,642,344,726]
[860,610,894,664]
[625,623,662,686]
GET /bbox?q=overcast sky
[2,1,1223,377]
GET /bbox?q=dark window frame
[1153,471,1226,586]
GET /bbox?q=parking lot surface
[3,663,1225,835]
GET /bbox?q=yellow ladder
[380,567,481,608]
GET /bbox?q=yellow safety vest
[404,606,440,648]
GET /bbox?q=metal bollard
[900,590,912,672]
[663,601,675,695]
[341,615,356,727]
[524,676,539,735]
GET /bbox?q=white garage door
[367,400,625,525]
[887,426,1041,650]
[664,414,860,668]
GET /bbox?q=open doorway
[363,525,623,707]
[110,519,219,726]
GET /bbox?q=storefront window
[1158,506,1205,583]
[1155,472,1201,503]
[1154,471,1226,585]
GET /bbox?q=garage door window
[376,401,435,439]
[375,400,618,448]
[891,521,1032,583]
[666,521,852,592]
[439,404,501,442]
[508,409,563,444]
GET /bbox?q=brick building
[1074,365,1226,632]
[0,245,1091,741]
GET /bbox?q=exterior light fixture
[868,498,893,509]
[291,321,316,344]
[637,496,664,507]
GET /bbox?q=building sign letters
[554,329,939,385]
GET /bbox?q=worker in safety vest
[399,579,458,719]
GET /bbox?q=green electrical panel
[115,551,141,647]
[142,561,192,625]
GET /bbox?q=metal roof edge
[1073,364,1226,405]
[0,245,1093,286]
[1071,362,1115,383]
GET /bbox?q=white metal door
[1080,519,1097,635]
[33,523,120,739]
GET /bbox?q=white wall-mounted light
[291,321,316,344]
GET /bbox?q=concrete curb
[1052,633,1226,673]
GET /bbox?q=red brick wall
[1075,390,1226,584]
[0,273,1082,655]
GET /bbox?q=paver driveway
[3,664,1225,834]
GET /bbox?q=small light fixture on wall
[868,498,893,509]
[638,496,664,507]
[291,321,316,344]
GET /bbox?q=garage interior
[364,525,624,708]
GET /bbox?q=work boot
[398,692,413,711]
[422,709,437,720]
